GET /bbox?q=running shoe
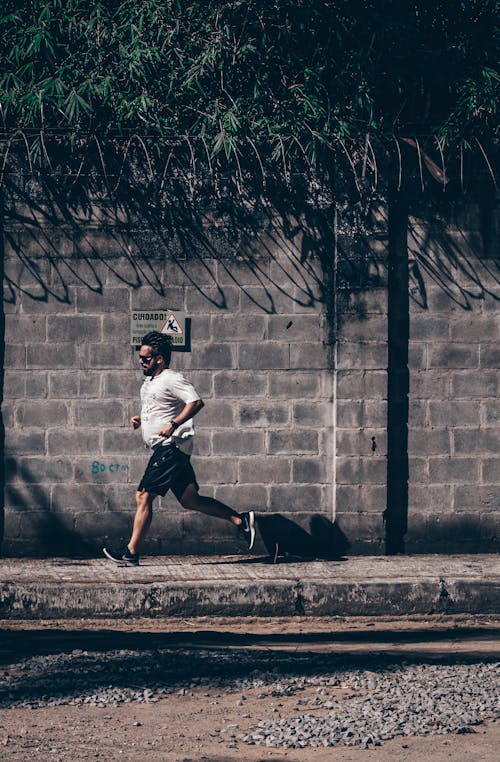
[103,546,140,566]
[239,511,256,551]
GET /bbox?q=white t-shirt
[140,369,201,453]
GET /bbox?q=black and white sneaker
[239,511,256,551]
[103,546,139,566]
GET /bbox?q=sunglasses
[138,354,157,364]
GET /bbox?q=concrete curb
[1,555,499,619]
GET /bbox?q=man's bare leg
[128,489,157,554]
[179,483,242,526]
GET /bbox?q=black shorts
[138,444,198,498]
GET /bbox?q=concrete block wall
[406,208,499,552]
[334,223,389,554]
[2,217,336,556]
[2,198,498,557]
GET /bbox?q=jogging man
[103,331,255,565]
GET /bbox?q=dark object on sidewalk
[257,514,349,563]
[103,546,140,566]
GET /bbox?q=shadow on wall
[257,514,349,563]
[4,461,97,557]
[2,151,499,557]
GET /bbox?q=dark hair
[141,331,172,366]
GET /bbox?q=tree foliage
[0,0,497,186]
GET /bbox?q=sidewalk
[1,553,499,620]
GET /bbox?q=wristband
[170,420,179,430]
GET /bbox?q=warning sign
[130,310,186,347]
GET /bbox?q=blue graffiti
[91,461,130,475]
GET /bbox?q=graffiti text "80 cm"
[92,461,129,474]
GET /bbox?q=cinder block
[47,315,101,342]
[193,456,237,485]
[239,403,289,427]
[408,484,453,513]
[408,400,428,426]
[428,457,480,483]
[240,286,293,314]
[408,456,428,482]
[452,371,497,397]
[268,314,320,341]
[482,458,500,483]
[454,429,499,455]
[335,457,387,485]
[5,343,27,368]
[336,400,363,428]
[211,314,266,340]
[86,343,132,369]
[336,341,387,370]
[339,316,387,343]
[186,286,239,313]
[291,401,331,428]
[335,485,387,512]
[51,484,105,513]
[479,344,500,368]
[214,484,267,512]
[79,371,101,398]
[239,343,289,370]
[215,371,267,397]
[16,401,69,428]
[14,456,74,483]
[103,429,142,455]
[482,401,500,425]
[75,401,125,426]
[198,399,235,427]
[212,430,264,456]
[103,371,141,398]
[290,342,329,370]
[76,287,131,313]
[102,313,131,344]
[292,458,329,484]
[267,430,319,454]
[454,485,499,511]
[343,289,388,315]
[410,315,449,341]
[27,342,77,369]
[75,511,132,540]
[217,259,269,287]
[428,344,479,368]
[408,428,451,455]
[191,430,212,455]
[48,372,79,398]
[269,484,322,512]
[183,343,235,370]
[3,371,24,399]
[183,371,213,398]
[104,484,136,512]
[410,371,449,398]
[238,456,291,484]
[25,371,50,398]
[408,343,427,370]
[6,315,47,342]
[336,429,387,457]
[363,400,388,428]
[4,483,51,511]
[269,372,319,398]
[450,316,500,342]
[4,430,46,455]
[428,401,480,426]
[336,370,387,400]
[48,430,100,456]
[2,402,14,428]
